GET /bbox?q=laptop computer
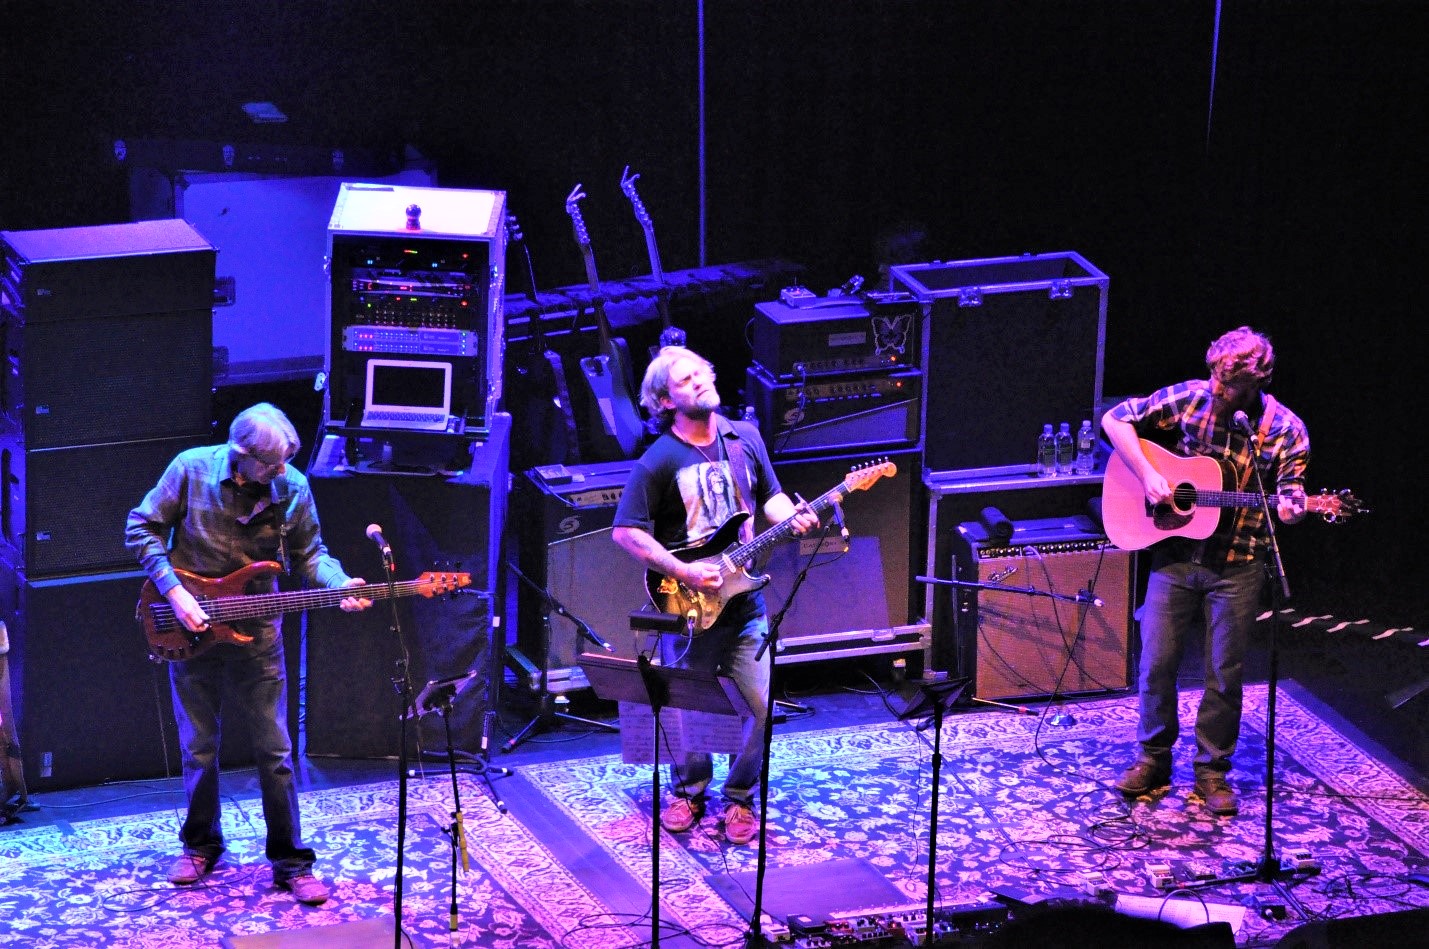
[359,358,453,431]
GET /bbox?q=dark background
[2,0,1423,630]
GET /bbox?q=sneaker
[167,853,215,885]
[1194,775,1239,816]
[660,796,705,833]
[1115,759,1171,796]
[278,872,330,905]
[722,802,758,845]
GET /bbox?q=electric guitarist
[610,345,820,844]
[564,184,645,461]
[124,403,371,900]
[1101,325,1314,817]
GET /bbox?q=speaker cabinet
[951,528,1134,700]
[758,448,922,660]
[304,416,509,759]
[513,461,649,694]
[2,434,208,577]
[893,252,1107,477]
[0,564,273,790]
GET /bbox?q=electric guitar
[645,460,896,631]
[619,165,686,352]
[137,562,470,662]
[564,184,645,460]
[506,211,581,465]
[1101,439,1363,551]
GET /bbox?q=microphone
[1076,589,1105,608]
[365,523,392,559]
[831,500,850,548]
[1231,410,1252,433]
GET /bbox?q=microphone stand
[1193,425,1309,918]
[502,561,617,753]
[378,545,414,949]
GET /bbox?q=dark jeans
[1134,550,1266,778]
[170,629,315,881]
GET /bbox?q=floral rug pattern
[518,684,1429,947]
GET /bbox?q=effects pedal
[1147,863,1175,890]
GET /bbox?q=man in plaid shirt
[1102,326,1309,816]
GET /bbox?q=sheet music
[617,702,747,763]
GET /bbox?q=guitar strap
[1235,394,1279,491]
[718,416,758,544]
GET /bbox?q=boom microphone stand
[502,561,617,753]
[1192,415,1310,917]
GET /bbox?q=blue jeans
[660,592,770,806]
[1134,550,1265,777]
[170,627,315,881]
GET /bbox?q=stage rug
[516,683,1429,947]
[0,770,605,948]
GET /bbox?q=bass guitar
[137,561,470,662]
[645,459,896,631]
[1101,439,1363,551]
[619,165,686,352]
[565,184,645,461]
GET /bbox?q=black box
[893,251,1107,477]
[746,363,922,458]
[751,296,920,378]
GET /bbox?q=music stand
[891,675,973,943]
[580,650,754,949]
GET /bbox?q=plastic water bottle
[1055,422,1075,476]
[1074,419,1096,475]
[1037,423,1056,477]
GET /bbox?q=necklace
[692,436,722,465]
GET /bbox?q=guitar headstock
[620,165,653,229]
[565,184,591,247]
[843,458,897,493]
[1308,488,1367,523]
[415,571,473,597]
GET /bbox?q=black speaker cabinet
[0,564,275,790]
[513,461,650,694]
[304,415,509,759]
[1,220,215,449]
[893,252,1107,477]
[758,447,925,665]
[746,363,922,458]
[950,524,1134,701]
[2,434,210,577]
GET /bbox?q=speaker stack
[0,219,217,790]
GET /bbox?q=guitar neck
[1195,488,1318,511]
[723,485,845,568]
[201,579,428,626]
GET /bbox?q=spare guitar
[645,459,896,631]
[137,561,470,662]
[505,211,581,466]
[564,184,645,461]
[619,165,686,352]
[1101,438,1363,551]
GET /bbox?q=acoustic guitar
[1101,439,1363,551]
[137,561,469,662]
[645,460,896,631]
[564,184,644,460]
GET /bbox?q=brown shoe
[167,853,215,885]
[1194,775,1239,816]
[660,796,705,833]
[1115,760,1171,796]
[279,872,330,905]
[722,802,758,845]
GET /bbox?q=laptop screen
[361,358,453,431]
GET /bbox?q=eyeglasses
[232,444,296,470]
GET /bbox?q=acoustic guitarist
[611,346,820,845]
[1101,326,1309,817]
[125,403,372,904]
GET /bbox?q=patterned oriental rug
[519,683,1429,948]
[2,684,1426,948]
